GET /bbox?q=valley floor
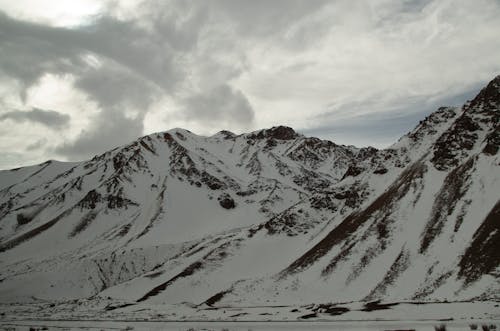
[0,319,499,331]
[0,301,499,330]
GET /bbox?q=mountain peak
[468,74,500,111]
[247,125,300,140]
[0,76,499,317]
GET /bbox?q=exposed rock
[373,167,388,175]
[341,165,363,179]
[432,114,480,170]
[218,193,236,209]
[309,194,337,211]
[458,200,500,284]
[78,190,102,209]
[248,126,299,140]
[483,128,499,155]
[16,213,33,226]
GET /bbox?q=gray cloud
[26,138,48,151]
[75,65,157,110]
[0,9,200,158]
[55,110,144,160]
[0,108,70,129]
[181,84,254,128]
[0,151,26,170]
[210,0,328,35]
[302,83,485,147]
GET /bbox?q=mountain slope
[0,76,498,314]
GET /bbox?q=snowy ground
[0,301,499,330]
[0,320,499,331]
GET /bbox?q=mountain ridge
[0,76,498,320]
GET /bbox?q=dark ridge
[175,131,186,141]
[280,161,426,277]
[203,290,230,306]
[483,127,499,155]
[0,209,72,253]
[106,193,137,209]
[420,157,475,253]
[341,164,364,179]
[468,75,500,110]
[309,193,338,211]
[248,126,299,140]
[162,132,174,143]
[431,113,480,171]
[264,208,318,237]
[364,247,411,301]
[77,190,102,209]
[265,125,298,140]
[139,139,157,155]
[407,107,457,143]
[285,137,341,165]
[104,303,135,311]
[69,211,98,237]
[136,180,167,239]
[458,200,500,284]
[361,300,398,312]
[115,223,132,237]
[19,161,52,184]
[112,152,127,171]
[299,313,318,319]
[412,270,453,300]
[136,261,204,302]
[16,213,34,226]
[144,271,164,279]
[321,161,426,276]
[310,303,350,316]
[217,130,236,139]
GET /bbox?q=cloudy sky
[1,0,499,169]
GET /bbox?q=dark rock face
[112,153,127,171]
[106,194,136,209]
[163,132,174,143]
[458,200,500,284]
[431,114,480,170]
[408,107,457,142]
[202,172,225,190]
[218,194,236,209]
[16,213,33,226]
[432,76,499,170]
[483,126,499,155]
[309,194,337,211]
[264,209,317,236]
[341,165,363,179]
[281,162,426,277]
[373,167,388,175]
[70,212,97,237]
[420,158,474,253]
[469,75,500,111]
[334,190,361,208]
[78,190,102,209]
[248,126,299,141]
[266,126,299,140]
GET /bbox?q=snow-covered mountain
[0,76,498,316]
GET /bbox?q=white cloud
[0,0,105,26]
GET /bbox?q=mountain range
[0,76,499,320]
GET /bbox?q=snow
[0,79,499,320]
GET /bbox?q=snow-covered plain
[1,320,499,331]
